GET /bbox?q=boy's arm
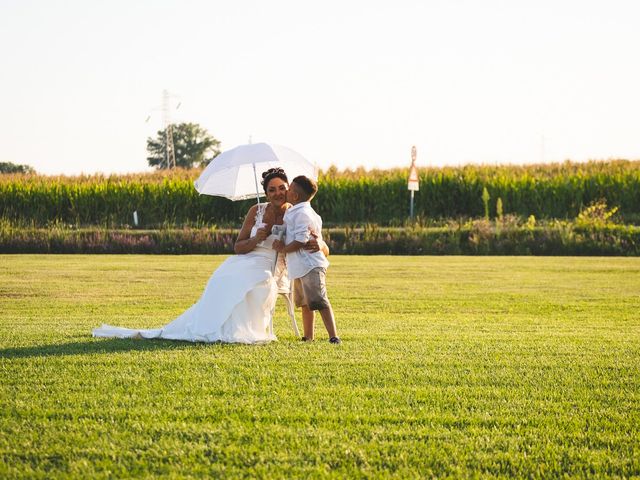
[283,240,304,253]
[273,211,316,253]
[273,239,304,253]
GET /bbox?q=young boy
[273,176,340,344]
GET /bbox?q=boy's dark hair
[291,175,318,201]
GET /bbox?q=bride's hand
[304,230,321,252]
[254,228,268,242]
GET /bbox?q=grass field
[1,255,639,478]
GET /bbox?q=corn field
[1,160,639,227]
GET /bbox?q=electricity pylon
[162,90,177,169]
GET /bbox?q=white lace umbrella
[194,142,318,202]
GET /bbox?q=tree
[0,162,35,174]
[147,122,221,169]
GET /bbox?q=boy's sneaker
[301,336,312,342]
[329,336,342,344]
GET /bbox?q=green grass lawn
[1,255,639,479]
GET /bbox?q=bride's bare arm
[234,205,268,254]
[318,238,330,257]
[304,230,330,256]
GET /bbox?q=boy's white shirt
[283,201,329,279]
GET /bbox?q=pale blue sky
[1,0,639,174]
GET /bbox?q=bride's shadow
[0,337,208,359]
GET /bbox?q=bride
[92,168,325,344]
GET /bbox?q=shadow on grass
[0,337,217,359]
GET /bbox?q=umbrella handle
[252,162,261,204]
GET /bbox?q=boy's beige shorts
[292,267,330,311]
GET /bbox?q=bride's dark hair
[261,167,288,192]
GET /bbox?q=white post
[410,191,414,219]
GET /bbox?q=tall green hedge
[1,160,639,227]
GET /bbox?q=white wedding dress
[92,205,287,344]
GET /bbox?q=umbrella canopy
[194,142,318,201]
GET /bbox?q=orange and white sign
[408,146,419,191]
